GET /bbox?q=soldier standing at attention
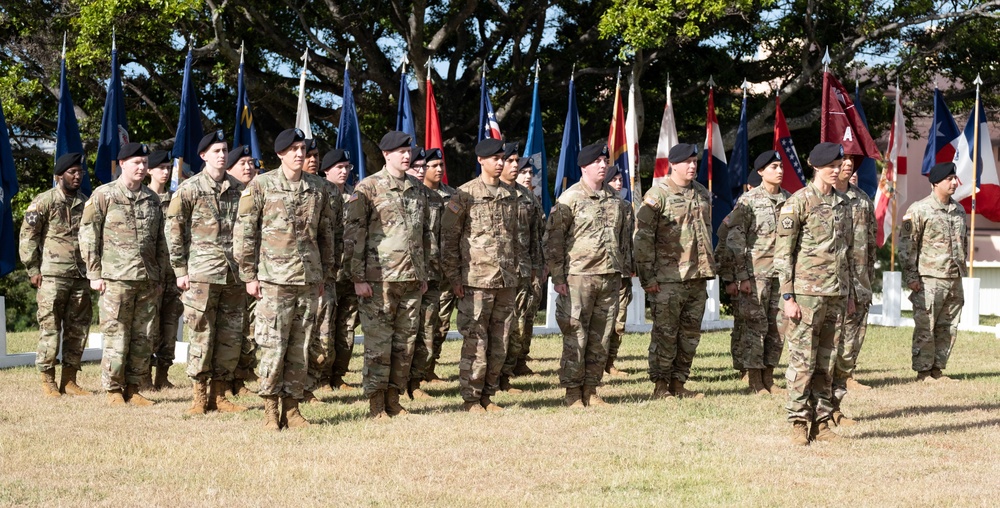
[79,142,168,407]
[633,143,716,400]
[512,153,545,378]
[235,128,337,430]
[323,149,360,391]
[20,152,92,398]
[716,207,741,382]
[603,164,635,378]
[546,143,628,407]
[777,142,856,445]
[145,150,184,391]
[343,131,430,419]
[421,149,458,383]
[899,162,967,383]
[726,150,791,396]
[408,146,427,181]
[442,138,519,413]
[167,131,248,415]
[303,138,320,175]
[225,146,260,396]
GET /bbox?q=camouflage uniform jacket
[234,168,337,285]
[633,178,717,288]
[544,180,627,285]
[20,187,88,278]
[79,180,168,282]
[442,178,519,288]
[619,198,636,277]
[775,182,855,297]
[165,172,244,283]
[156,190,177,283]
[335,184,354,283]
[514,184,546,278]
[421,183,458,282]
[899,193,968,285]
[714,215,735,284]
[725,185,791,282]
[845,183,877,304]
[342,168,430,283]
[321,179,344,283]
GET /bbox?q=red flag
[773,96,806,193]
[821,72,882,160]
[425,77,448,184]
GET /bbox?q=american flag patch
[347,193,359,203]
[447,201,461,214]
[780,205,793,214]
[643,197,658,208]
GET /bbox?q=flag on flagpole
[554,74,581,198]
[729,93,749,202]
[0,96,19,277]
[171,47,204,190]
[954,99,1000,221]
[396,65,417,144]
[424,74,448,184]
[608,72,633,202]
[337,61,367,186]
[920,88,961,176]
[524,63,551,214]
[696,87,733,246]
[295,51,313,139]
[820,71,881,160]
[874,88,908,246]
[95,38,129,184]
[852,85,879,198]
[773,95,806,192]
[476,67,502,175]
[653,84,678,186]
[56,47,92,195]
[234,47,262,161]
[625,77,642,206]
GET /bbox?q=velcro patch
[447,201,461,214]
[643,197,660,209]
[781,216,793,229]
[347,193,359,203]
[780,205,793,214]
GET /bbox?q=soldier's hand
[908,281,921,292]
[554,283,569,296]
[355,282,373,298]
[176,275,190,291]
[420,281,428,294]
[452,284,465,298]
[90,279,106,294]
[246,279,262,300]
[739,280,752,294]
[29,274,42,288]
[725,282,738,297]
[784,299,801,321]
[644,283,660,294]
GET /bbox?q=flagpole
[969,73,983,277]
[110,30,119,181]
[890,80,899,272]
[706,75,715,204]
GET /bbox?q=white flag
[653,84,678,185]
[295,51,313,139]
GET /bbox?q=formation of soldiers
[19,126,969,442]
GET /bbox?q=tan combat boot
[369,390,389,419]
[41,368,61,398]
[185,379,209,415]
[125,384,155,406]
[302,390,322,404]
[60,367,92,396]
[565,387,584,408]
[330,374,352,390]
[480,396,503,412]
[762,367,786,396]
[512,359,535,377]
[209,380,248,413]
[809,420,839,442]
[670,379,705,399]
[846,376,872,391]
[107,389,126,406]
[385,387,408,416]
[463,401,486,413]
[652,380,672,399]
[231,379,252,396]
[931,368,954,382]
[831,410,857,427]
[408,379,433,400]
[499,375,523,394]
[262,396,281,431]
[790,421,809,446]
[747,369,769,396]
[582,385,608,407]
[606,365,629,378]
[281,397,311,429]
[153,365,175,391]
[916,370,936,382]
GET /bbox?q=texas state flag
[920,89,961,176]
[954,99,1000,221]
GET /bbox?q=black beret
[753,150,781,171]
[274,128,306,153]
[578,142,610,166]
[305,138,319,153]
[475,138,505,157]
[410,145,426,162]
[321,149,350,172]
[604,164,621,184]
[226,145,253,170]
[198,129,226,154]
[928,162,957,184]
[809,142,844,167]
[378,131,412,151]
[519,156,535,172]
[425,148,443,162]
[503,142,520,161]
[118,142,150,161]
[147,150,171,168]
[747,169,763,187]
[667,143,699,163]
[54,152,84,176]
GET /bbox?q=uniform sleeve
[725,200,752,282]
[619,203,635,277]
[543,200,571,286]
[234,181,263,282]
[713,220,734,283]
[440,191,468,288]
[899,208,922,286]
[317,185,338,283]
[342,186,370,284]
[530,196,545,275]
[328,188,344,281]
[165,188,193,278]
[155,204,170,283]
[775,199,801,295]
[843,204,858,302]
[78,192,108,280]
[18,196,48,277]
[632,192,662,288]
[866,201,877,288]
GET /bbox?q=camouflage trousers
[330,279,359,380]
[35,276,92,372]
[729,283,745,371]
[832,302,870,408]
[557,274,620,388]
[183,281,247,382]
[255,282,319,399]
[738,277,785,370]
[359,281,421,397]
[910,276,963,373]
[457,286,515,402]
[306,281,337,391]
[502,276,542,377]
[431,286,457,367]
[152,279,183,368]
[647,279,707,383]
[784,294,845,424]
[234,298,258,381]
[607,277,633,367]
[410,279,447,383]
[99,280,159,391]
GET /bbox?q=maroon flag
[820,72,882,160]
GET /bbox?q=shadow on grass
[865,402,1000,420]
[852,418,1000,439]
[951,371,1000,382]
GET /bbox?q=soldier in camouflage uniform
[776,142,856,445]
[442,138,519,413]
[726,150,791,396]
[546,143,628,407]
[343,131,430,419]
[633,143,716,400]
[20,153,92,398]
[234,128,337,430]
[79,142,168,407]
[226,146,260,396]
[830,156,876,425]
[167,131,249,415]
[499,145,545,393]
[603,164,634,378]
[899,162,967,383]
[145,150,184,391]
[323,150,361,391]
[303,138,320,175]
[714,210,741,379]
[421,149,458,383]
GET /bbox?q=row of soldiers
[19,125,968,441]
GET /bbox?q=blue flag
[554,77,581,198]
[729,94,749,203]
[56,55,92,195]
[234,60,261,161]
[0,96,19,277]
[337,66,367,186]
[395,70,417,144]
[94,45,129,184]
[476,69,503,175]
[172,48,204,189]
[853,86,879,198]
[921,88,961,176]
[524,72,551,214]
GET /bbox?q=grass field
[1,324,999,507]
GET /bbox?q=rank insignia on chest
[781,216,793,229]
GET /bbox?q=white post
[627,276,646,325]
[961,277,981,328]
[703,276,720,322]
[882,271,903,325]
[545,279,558,329]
